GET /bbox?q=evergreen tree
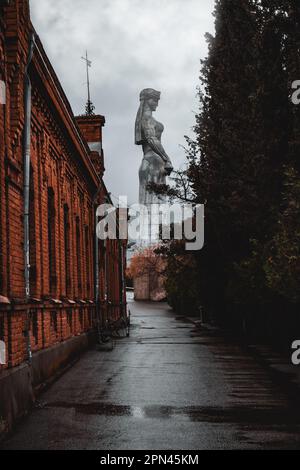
[159,0,300,329]
[187,0,290,317]
[262,1,300,305]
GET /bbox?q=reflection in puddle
[143,405,173,419]
[131,407,145,419]
[46,402,131,416]
[44,402,300,425]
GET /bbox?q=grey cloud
[30,0,215,203]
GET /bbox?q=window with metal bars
[79,308,84,328]
[31,310,38,345]
[50,311,58,334]
[88,309,92,328]
[67,309,73,332]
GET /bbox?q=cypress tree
[187,0,290,318]
[263,1,300,307]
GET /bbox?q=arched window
[47,188,56,296]
[85,225,90,298]
[64,204,71,297]
[29,166,37,296]
[76,216,82,296]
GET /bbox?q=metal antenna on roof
[81,50,95,115]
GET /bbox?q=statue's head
[135,88,161,145]
[140,88,161,111]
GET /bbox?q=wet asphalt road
[2,300,300,450]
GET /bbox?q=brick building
[0,0,127,434]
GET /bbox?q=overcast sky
[30,0,215,204]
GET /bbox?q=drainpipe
[23,34,35,363]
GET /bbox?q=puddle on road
[43,401,300,425]
[45,402,132,416]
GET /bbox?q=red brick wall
[0,2,8,299]
[76,115,105,143]
[76,115,105,177]
[0,0,127,372]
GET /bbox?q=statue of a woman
[135,88,173,205]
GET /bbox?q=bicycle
[96,307,131,350]
[96,305,116,350]
[112,309,131,339]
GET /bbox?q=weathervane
[81,50,95,115]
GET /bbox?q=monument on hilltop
[134,88,173,244]
[131,89,173,300]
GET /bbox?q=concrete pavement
[1,300,300,450]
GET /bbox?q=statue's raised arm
[135,88,173,205]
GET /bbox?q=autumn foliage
[127,247,166,280]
